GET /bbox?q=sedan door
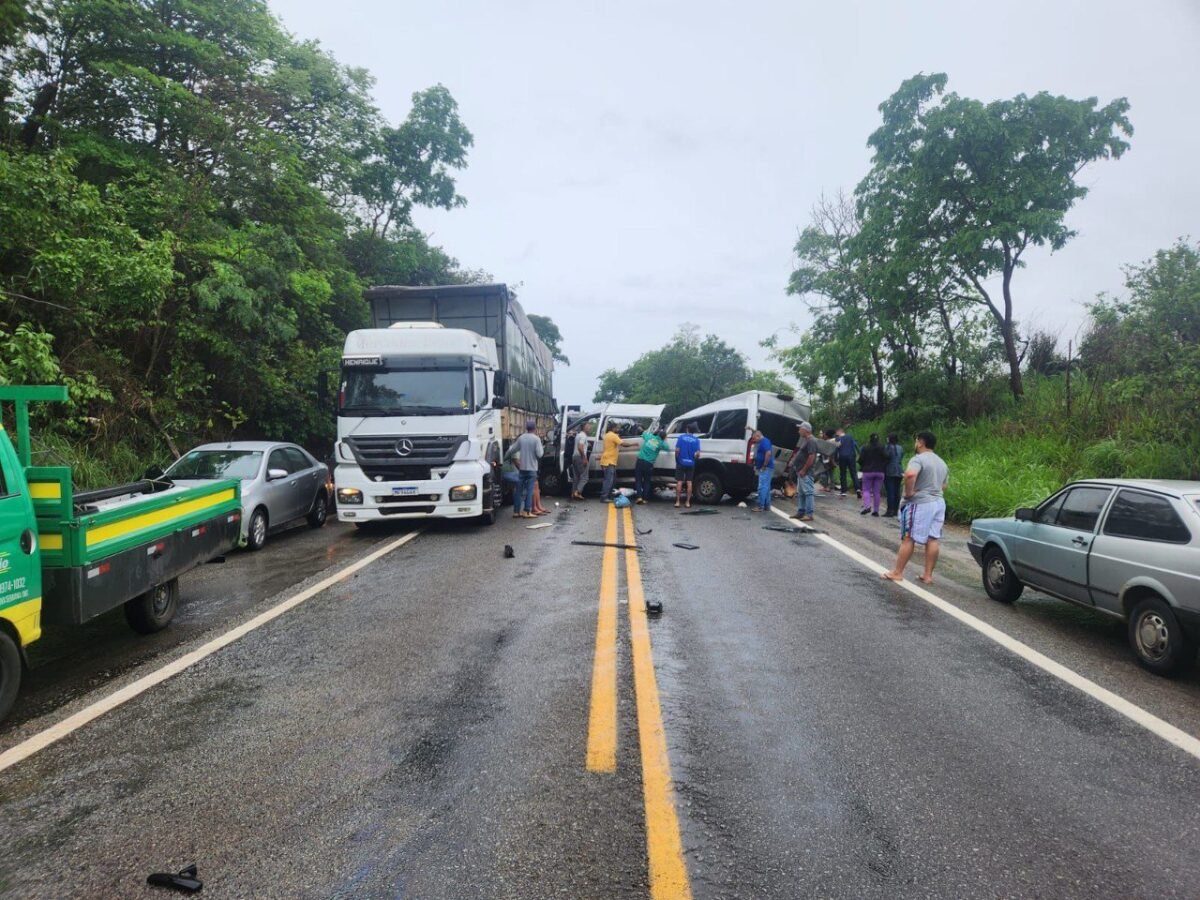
[284,447,323,518]
[1010,485,1113,605]
[264,447,303,524]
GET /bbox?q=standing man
[882,431,949,584]
[634,427,668,504]
[789,422,817,521]
[751,429,774,511]
[571,421,592,500]
[673,422,702,509]
[599,422,624,502]
[504,419,544,519]
[834,426,860,498]
[883,432,904,517]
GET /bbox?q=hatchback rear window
[1105,490,1192,543]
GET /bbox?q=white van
[653,391,812,504]
[545,403,666,494]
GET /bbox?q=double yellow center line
[586,503,692,899]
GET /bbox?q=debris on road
[503,545,515,558]
[672,542,700,550]
[763,524,802,534]
[571,540,642,551]
[646,598,664,616]
[526,522,553,530]
[682,509,719,516]
[637,527,653,535]
[147,864,203,893]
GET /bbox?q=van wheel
[306,493,328,528]
[693,471,724,505]
[247,507,268,551]
[0,631,21,724]
[1128,596,1196,676]
[982,547,1023,603]
[539,468,566,497]
[125,579,180,634]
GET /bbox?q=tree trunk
[20,80,59,149]
[1001,265,1024,400]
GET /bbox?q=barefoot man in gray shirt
[881,430,948,585]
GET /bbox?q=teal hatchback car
[968,480,1200,676]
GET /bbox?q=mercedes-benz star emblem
[395,439,415,457]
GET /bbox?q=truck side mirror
[493,372,507,396]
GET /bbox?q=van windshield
[340,368,471,416]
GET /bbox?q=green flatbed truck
[0,387,243,722]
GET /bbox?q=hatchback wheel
[1128,595,1196,676]
[982,547,1023,603]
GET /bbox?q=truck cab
[334,324,506,525]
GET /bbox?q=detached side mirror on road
[267,468,288,481]
[1015,507,1035,521]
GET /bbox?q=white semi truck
[333,284,554,526]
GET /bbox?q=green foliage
[0,0,479,472]
[527,314,569,366]
[596,325,793,421]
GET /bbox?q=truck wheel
[247,507,268,551]
[539,468,566,497]
[306,493,328,529]
[124,578,180,634]
[693,471,724,505]
[982,547,1023,603]
[0,630,21,724]
[1128,595,1196,677]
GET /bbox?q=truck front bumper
[335,464,488,522]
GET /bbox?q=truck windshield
[167,450,263,480]
[340,368,471,416]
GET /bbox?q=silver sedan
[163,441,332,550]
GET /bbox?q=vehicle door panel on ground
[266,448,300,523]
[1090,488,1197,614]
[1012,486,1113,604]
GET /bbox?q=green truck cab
[0,387,243,722]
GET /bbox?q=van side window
[756,411,797,449]
[1103,490,1191,543]
[710,410,746,440]
[685,413,715,435]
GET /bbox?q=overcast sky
[271,0,1200,406]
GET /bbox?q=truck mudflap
[40,509,242,626]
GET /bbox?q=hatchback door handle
[1071,536,1088,546]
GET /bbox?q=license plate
[392,486,418,496]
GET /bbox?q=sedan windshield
[166,450,263,480]
[340,368,471,416]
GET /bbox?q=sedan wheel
[247,508,268,551]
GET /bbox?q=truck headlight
[337,487,363,505]
[449,484,477,501]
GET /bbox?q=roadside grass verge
[840,376,1199,523]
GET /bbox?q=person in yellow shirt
[599,423,625,502]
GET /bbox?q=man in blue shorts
[881,430,948,584]
[674,422,702,509]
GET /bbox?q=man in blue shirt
[752,429,774,511]
[674,422,702,509]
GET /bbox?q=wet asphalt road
[1,492,1199,898]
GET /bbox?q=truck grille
[344,435,466,482]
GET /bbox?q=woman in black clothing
[858,433,888,516]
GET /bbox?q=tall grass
[840,374,1200,523]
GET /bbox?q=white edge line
[0,529,422,774]
[769,505,1200,762]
